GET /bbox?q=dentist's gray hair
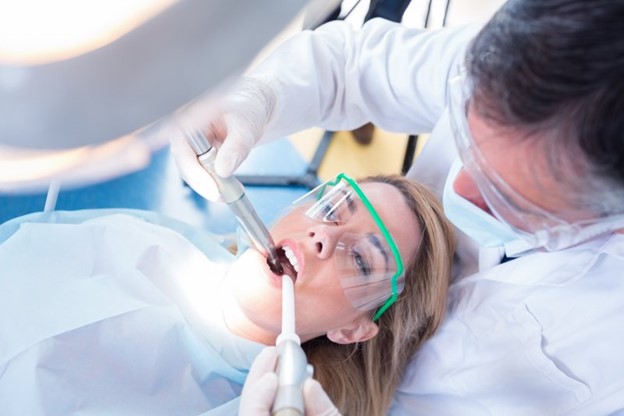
[466,0,624,215]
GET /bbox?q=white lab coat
[0,210,263,415]
[251,18,624,415]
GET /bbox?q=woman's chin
[226,250,284,335]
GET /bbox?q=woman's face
[225,181,422,344]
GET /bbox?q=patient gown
[0,210,264,415]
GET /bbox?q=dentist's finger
[169,134,219,201]
[303,378,341,416]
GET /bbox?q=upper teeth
[283,246,300,273]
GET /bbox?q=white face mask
[443,158,534,256]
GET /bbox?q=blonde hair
[303,175,455,415]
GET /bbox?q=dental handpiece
[272,275,312,416]
[184,129,282,273]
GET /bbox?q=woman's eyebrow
[336,188,357,213]
[366,233,390,271]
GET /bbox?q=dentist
[174,0,624,414]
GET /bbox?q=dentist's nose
[454,167,492,215]
[306,224,343,260]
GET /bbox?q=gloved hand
[170,77,276,201]
[302,378,341,416]
[239,346,341,416]
[239,346,279,415]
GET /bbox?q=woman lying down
[0,173,454,416]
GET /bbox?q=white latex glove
[170,77,276,201]
[239,346,342,416]
[302,378,341,416]
[239,346,279,416]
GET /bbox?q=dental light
[0,0,338,193]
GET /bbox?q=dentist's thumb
[214,77,277,177]
[303,378,341,416]
[213,113,256,177]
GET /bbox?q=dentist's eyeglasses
[292,173,404,321]
[448,66,624,250]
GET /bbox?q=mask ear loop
[335,173,405,321]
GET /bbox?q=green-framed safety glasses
[293,173,404,321]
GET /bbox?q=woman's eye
[321,202,339,223]
[353,250,372,276]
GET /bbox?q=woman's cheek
[228,252,270,296]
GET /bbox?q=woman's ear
[326,317,379,344]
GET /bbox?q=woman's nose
[306,224,343,260]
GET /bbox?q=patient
[0,173,454,416]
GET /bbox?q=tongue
[282,263,297,282]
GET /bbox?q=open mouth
[275,246,299,282]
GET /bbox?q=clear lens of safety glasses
[448,67,624,250]
[292,173,405,320]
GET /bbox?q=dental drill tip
[267,255,284,275]
[268,259,284,275]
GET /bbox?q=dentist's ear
[326,317,379,344]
